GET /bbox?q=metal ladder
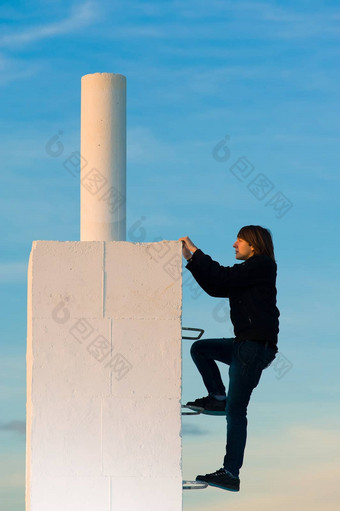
[181,327,208,490]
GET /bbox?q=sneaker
[185,395,226,415]
[196,468,240,492]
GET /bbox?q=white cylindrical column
[80,73,126,241]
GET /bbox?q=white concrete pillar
[26,240,183,511]
[80,73,126,241]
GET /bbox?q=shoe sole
[185,405,226,416]
[196,478,239,492]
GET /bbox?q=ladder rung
[183,480,208,490]
[181,405,201,415]
[182,327,204,340]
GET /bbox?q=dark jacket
[186,249,280,350]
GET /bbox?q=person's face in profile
[233,237,254,260]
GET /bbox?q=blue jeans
[190,337,277,477]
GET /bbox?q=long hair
[237,225,276,262]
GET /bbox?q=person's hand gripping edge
[178,236,198,261]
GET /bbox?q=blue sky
[0,0,340,509]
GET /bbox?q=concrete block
[27,319,112,477]
[108,318,181,398]
[29,395,102,477]
[29,475,110,511]
[102,396,181,478]
[110,476,182,511]
[104,241,182,319]
[28,241,103,319]
[29,318,111,399]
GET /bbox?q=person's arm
[184,248,271,298]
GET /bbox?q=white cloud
[0,420,25,435]
[101,1,340,41]
[0,1,98,48]
[0,53,42,85]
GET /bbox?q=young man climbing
[179,225,280,492]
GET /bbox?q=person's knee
[190,340,202,356]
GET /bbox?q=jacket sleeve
[185,249,271,298]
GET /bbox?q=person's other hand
[178,236,198,260]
